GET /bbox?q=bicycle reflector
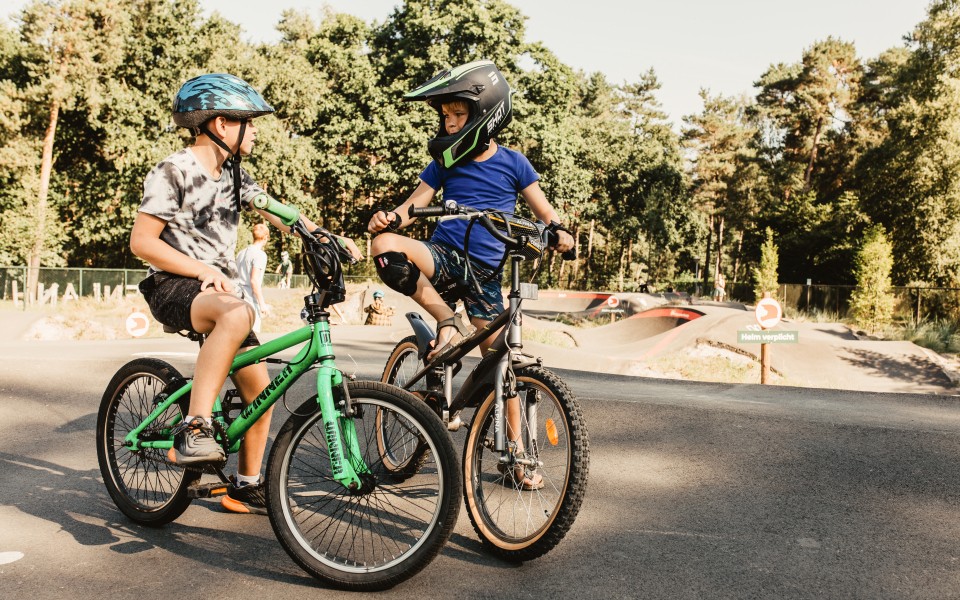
[487,213,544,259]
[545,418,560,446]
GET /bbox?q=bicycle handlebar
[251,194,300,227]
[411,200,576,260]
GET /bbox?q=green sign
[738,330,799,344]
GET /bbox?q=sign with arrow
[755,297,782,329]
[126,311,150,337]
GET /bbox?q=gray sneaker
[172,417,225,465]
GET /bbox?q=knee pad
[374,251,421,296]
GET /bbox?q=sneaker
[171,417,225,465]
[221,476,268,515]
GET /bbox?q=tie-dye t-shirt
[139,148,265,279]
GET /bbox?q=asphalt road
[1,336,959,599]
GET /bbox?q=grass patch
[882,318,960,354]
[523,328,578,349]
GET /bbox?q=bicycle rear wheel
[96,358,199,526]
[462,366,589,562]
[267,381,460,591]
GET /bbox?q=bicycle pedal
[186,481,231,499]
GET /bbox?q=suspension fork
[494,258,525,454]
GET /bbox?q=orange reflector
[211,487,228,496]
[545,419,559,446]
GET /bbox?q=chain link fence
[0,266,363,305]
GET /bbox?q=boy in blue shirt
[367,60,574,489]
[368,60,573,358]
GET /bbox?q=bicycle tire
[377,336,436,474]
[462,365,589,562]
[266,380,460,591]
[96,358,200,526]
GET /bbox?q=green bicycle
[95,197,460,591]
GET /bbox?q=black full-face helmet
[404,60,513,169]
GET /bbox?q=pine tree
[752,228,779,301]
[849,225,896,332]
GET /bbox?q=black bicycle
[379,200,589,562]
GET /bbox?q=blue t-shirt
[419,146,539,269]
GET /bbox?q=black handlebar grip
[408,204,447,218]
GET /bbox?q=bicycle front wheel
[463,366,589,562]
[96,358,199,526]
[267,381,460,591]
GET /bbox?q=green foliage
[1,0,959,308]
[849,224,896,332]
[752,227,779,300]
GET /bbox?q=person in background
[236,222,271,333]
[713,272,726,302]
[275,250,293,288]
[364,289,395,326]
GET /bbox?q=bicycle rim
[96,359,196,525]
[269,381,460,590]
[463,366,589,561]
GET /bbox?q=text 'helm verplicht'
[404,60,513,169]
[172,73,274,130]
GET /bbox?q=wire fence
[0,266,366,306]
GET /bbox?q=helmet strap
[198,118,247,212]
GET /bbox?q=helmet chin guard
[405,60,513,169]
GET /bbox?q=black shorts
[139,272,259,348]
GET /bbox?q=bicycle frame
[121,310,367,490]
[399,253,541,454]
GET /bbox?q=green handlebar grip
[252,195,300,226]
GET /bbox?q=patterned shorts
[139,272,259,348]
[425,241,503,321]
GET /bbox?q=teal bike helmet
[172,73,274,130]
[172,73,275,211]
[404,60,513,169]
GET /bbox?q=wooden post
[760,342,770,384]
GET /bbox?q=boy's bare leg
[231,361,274,477]
[189,293,257,418]
[477,318,543,489]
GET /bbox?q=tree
[752,227,779,301]
[683,90,756,293]
[15,0,129,299]
[857,0,960,287]
[848,225,895,332]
